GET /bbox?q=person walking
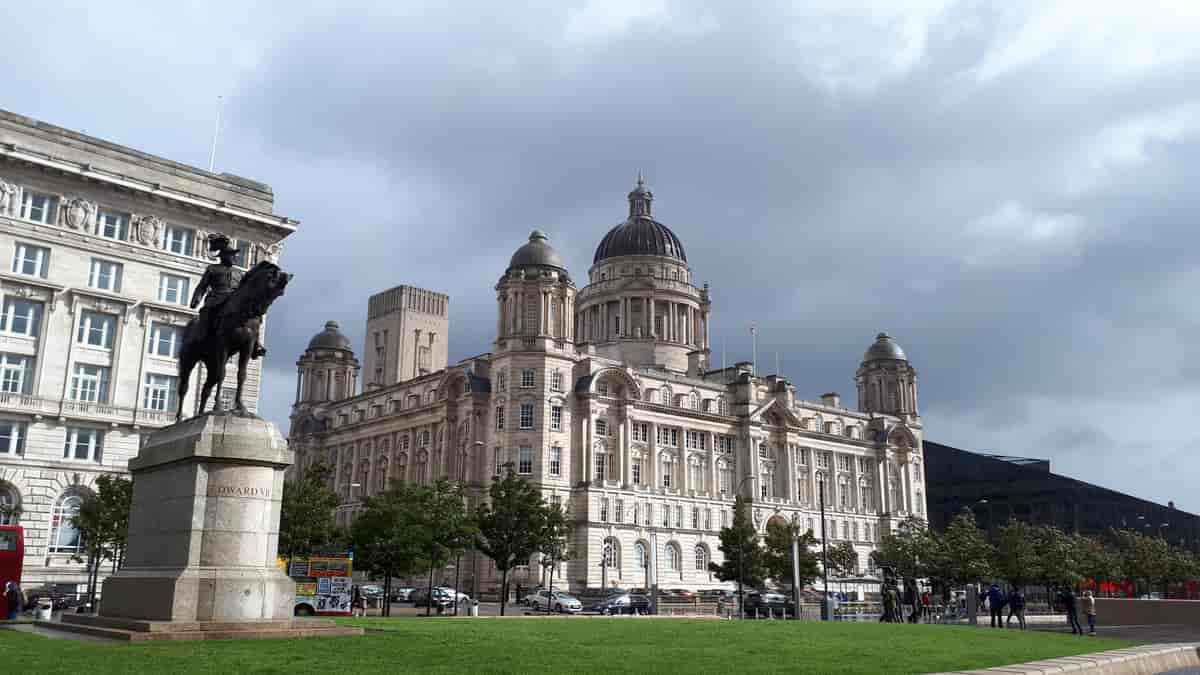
[4,582,22,620]
[1083,591,1097,636]
[982,584,1006,628]
[920,590,932,622]
[351,584,365,618]
[1060,588,1083,635]
[1006,587,1026,630]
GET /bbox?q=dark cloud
[8,1,1200,511]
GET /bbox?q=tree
[993,518,1040,590]
[420,479,477,616]
[871,516,936,585]
[280,463,340,560]
[709,496,766,613]
[1073,533,1122,597]
[762,519,819,594]
[475,468,545,616]
[536,503,571,614]
[1032,525,1081,607]
[932,508,995,590]
[826,540,860,595]
[350,484,429,617]
[70,474,132,608]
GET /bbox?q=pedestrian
[1006,587,1026,630]
[1083,590,1097,636]
[983,584,1006,628]
[920,590,931,622]
[1060,588,1083,635]
[4,581,22,620]
[351,584,364,617]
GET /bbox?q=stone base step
[38,617,364,642]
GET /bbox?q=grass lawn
[0,618,1135,674]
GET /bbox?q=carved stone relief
[0,179,16,216]
[134,214,164,247]
[62,197,97,230]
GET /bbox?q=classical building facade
[0,110,296,591]
[288,178,926,594]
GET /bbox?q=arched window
[717,397,728,415]
[660,387,672,405]
[694,544,709,571]
[396,453,408,484]
[634,542,648,570]
[664,543,679,572]
[49,493,84,554]
[0,482,19,525]
[602,538,620,573]
[688,392,698,410]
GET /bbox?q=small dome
[508,230,566,272]
[863,332,907,362]
[308,320,352,352]
[593,176,687,264]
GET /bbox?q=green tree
[932,508,995,589]
[475,468,545,616]
[280,463,340,560]
[826,540,860,595]
[1073,533,1122,597]
[419,479,477,616]
[350,484,429,617]
[762,519,819,594]
[70,474,133,608]
[709,496,766,613]
[994,518,1041,590]
[536,503,572,614]
[1031,525,1081,607]
[871,516,936,584]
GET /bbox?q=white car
[435,587,471,606]
[526,590,583,613]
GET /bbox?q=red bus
[0,526,24,618]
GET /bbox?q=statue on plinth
[178,234,290,420]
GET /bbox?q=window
[71,364,110,403]
[685,430,705,450]
[614,499,624,523]
[838,476,851,510]
[656,427,679,447]
[159,274,190,305]
[675,505,682,528]
[551,370,563,391]
[853,521,860,541]
[89,259,123,292]
[550,406,563,432]
[631,457,642,485]
[493,447,504,476]
[0,298,43,337]
[659,387,671,405]
[837,455,852,472]
[665,544,679,571]
[595,419,608,437]
[841,521,849,540]
[49,494,83,553]
[12,243,50,278]
[549,446,562,476]
[495,406,505,431]
[143,373,178,411]
[717,397,729,415]
[816,452,830,470]
[521,368,535,388]
[760,471,772,499]
[689,461,704,492]
[596,380,609,397]
[77,310,116,349]
[593,451,608,482]
[496,370,507,392]
[550,494,561,509]
[860,483,873,512]
[0,484,16,525]
[718,463,732,494]
[635,542,647,570]
[163,225,195,256]
[660,456,674,488]
[600,498,609,522]
[519,403,534,429]
[799,447,810,465]
[20,191,57,224]
[518,446,533,474]
[721,510,729,528]
[688,392,698,409]
[691,507,699,529]
[798,477,810,504]
[758,441,768,459]
[63,427,103,462]
[0,354,33,394]
[96,210,129,241]
[633,503,641,525]
[632,423,648,442]
[0,421,26,455]
[661,505,670,527]
[716,435,734,453]
[694,545,708,571]
[418,430,430,447]
[857,456,869,474]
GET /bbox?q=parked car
[587,593,652,615]
[410,587,453,610]
[390,587,416,602]
[360,584,385,600]
[23,588,80,612]
[664,588,696,602]
[744,591,795,618]
[526,590,583,613]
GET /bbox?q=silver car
[526,590,582,613]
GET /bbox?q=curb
[929,642,1200,674]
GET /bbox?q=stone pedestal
[49,414,361,640]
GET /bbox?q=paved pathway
[1033,622,1200,644]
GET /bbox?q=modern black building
[924,441,1200,553]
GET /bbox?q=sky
[6,1,1200,512]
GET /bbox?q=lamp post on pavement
[452,441,482,616]
[818,473,830,621]
[734,474,756,620]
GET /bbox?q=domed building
[287,178,926,599]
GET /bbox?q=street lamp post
[819,475,830,621]
[452,441,482,616]
[733,474,756,620]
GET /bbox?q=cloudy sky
[8,1,1200,511]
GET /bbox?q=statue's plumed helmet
[207,233,240,256]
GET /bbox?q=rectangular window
[12,243,50,278]
[493,447,504,476]
[0,353,34,394]
[674,505,682,528]
[841,521,849,540]
[64,427,103,462]
[614,499,623,523]
[692,507,699,529]
[20,191,57,224]
[595,419,607,437]
[550,406,563,432]
[96,210,129,241]
[549,446,562,476]
[597,381,609,397]
[633,503,641,526]
[550,494,561,509]
[518,446,533,475]
[520,368,535,388]
[661,459,673,488]
[632,423,648,442]
[495,406,505,431]
[662,505,670,528]
[77,310,116,349]
[163,225,195,256]
[656,427,679,447]
[631,458,642,485]
[853,521,860,541]
[816,452,829,469]
[837,455,851,472]
[704,509,712,530]
[856,457,869,474]
[716,435,734,453]
[71,364,110,403]
[148,322,181,359]
[159,274,190,305]
[143,373,178,411]
[496,370,507,393]
[0,298,43,338]
[799,447,810,465]
[600,498,609,522]
[551,370,563,391]
[519,403,534,429]
[593,453,607,482]
[0,421,25,455]
[88,258,123,292]
[721,510,729,529]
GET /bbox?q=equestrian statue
[176,233,291,421]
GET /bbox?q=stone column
[708,431,718,495]
[621,415,632,487]
[878,454,889,514]
[786,445,797,503]
[583,414,594,485]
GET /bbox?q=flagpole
[751,324,757,376]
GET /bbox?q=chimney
[1169,501,1176,510]
[687,349,709,378]
[821,392,841,408]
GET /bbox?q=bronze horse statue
[176,261,291,420]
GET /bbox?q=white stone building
[0,110,296,592]
[288,178,925,594]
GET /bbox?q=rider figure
[190,233,267,359]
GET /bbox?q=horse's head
[236,261,292,317]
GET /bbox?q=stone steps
[40,617,364,642]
